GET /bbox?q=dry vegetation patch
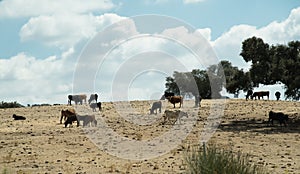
[0,99,299,173]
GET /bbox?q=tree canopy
[240,37,300,100]
[164,36,299,100]
[164,65,224,99]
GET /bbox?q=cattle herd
[245,90,282,101]
[11,90,290,128]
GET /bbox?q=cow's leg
[60,115,64,124]
[76,119,80,127]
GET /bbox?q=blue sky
[0,0,300,104]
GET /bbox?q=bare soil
[0,99,299,173]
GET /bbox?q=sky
[0,0,300,105]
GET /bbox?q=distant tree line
[0,101,24,108]
[165,37,300,100]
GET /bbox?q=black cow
[275,91,281,101]
[88,94,98,104]
[268,111,288,127]
[150,101,162,114]
[245,90,253,101]
[12,114,26,120]
[90,102,102,112]
[64,115,79,128]
[160,91,175,100]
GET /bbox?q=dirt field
[0,99,299,174]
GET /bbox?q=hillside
[0,99,299,173]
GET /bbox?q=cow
[12,114,26,120]
[150,101,162,114]
[194,95,202,107]
[68,94,87,105]
[275,91,281,101]
[90,102,102,112]
[268,111,288,127]
[64,115,80,128]
[251,91,269,100]
[77,115,97,127]
[245,90,253,100]
[166,96,183,108]
[163,110,188,125]
[160,91,175,100]
[88,94,98,104]
[60,109,76,124]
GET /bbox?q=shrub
[185,143,267,174]
[0,101,24,108]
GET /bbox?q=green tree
[240,36,271,86]
[191,69,211,99]
[283,41,300,100]
[164,66,224,99]
[165,76,180,95]
[269,44,288,84]
[220,61,252,97]
[240,37,300,100]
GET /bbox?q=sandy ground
[0,99,299,174]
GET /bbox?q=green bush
[185,143,267,174]
[0,101,24,108]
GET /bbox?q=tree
[240,36,271,86]
[283,41,300,100]
[269,44,288,84]
[165,76,180,95]
[191,69,212,99]
[240,37,300,100]
[164,66,224,99]
[219,61,252,97]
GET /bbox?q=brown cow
[60,109,76,124]
[68,94,87,105]
[63,110,79,128]
[251,91,269,100]
[166,96,183,108]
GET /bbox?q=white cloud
[0,49,75,104]
[161,26,218,67]
[2,6,300,104]
[212,25,257,69]
[210,7,300,69]
[0,0,115,18]
[197,28,211,41]
[256,7,300,44]
[19,13,126,49]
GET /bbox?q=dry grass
[0,99,299,173]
